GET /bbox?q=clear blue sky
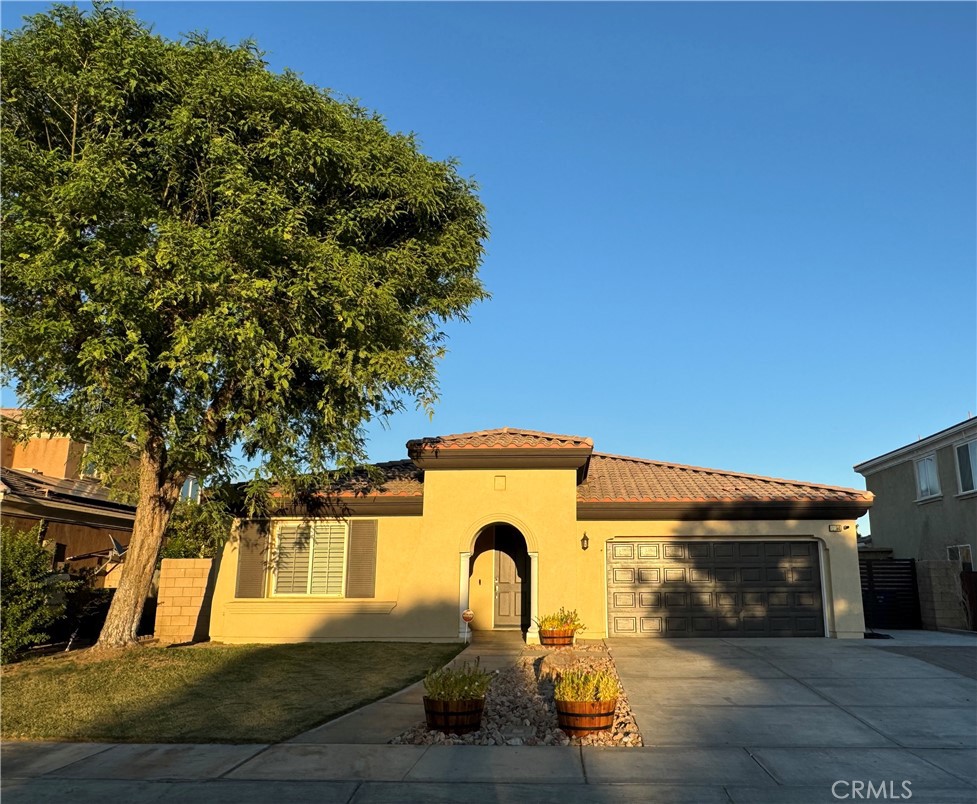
[4,2,975,531]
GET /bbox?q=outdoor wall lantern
[581,533,590,551]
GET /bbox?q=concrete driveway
[608,630,977,802]
[3,631,975,803]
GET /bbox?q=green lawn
[1,641,462,743]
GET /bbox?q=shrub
[423,658,494,700]
[160,498,231,560]
[0,525,75,663]
[553,669,619,702]
[535,607,586,632]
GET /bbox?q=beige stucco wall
[208,465,866,643]
[4,437,78,479]
[863,446,977,562]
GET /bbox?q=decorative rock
[390,644,643,748]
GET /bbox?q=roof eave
[411,447,593,471]
[855,418,977,475]
[249,494,424,519]
[2,495,136,530]
[577,498,873,521]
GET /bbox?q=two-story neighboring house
[854,418,976,564]
[0,408,136,583]
[854,418,976,630]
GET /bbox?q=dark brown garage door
[607,540,824,637]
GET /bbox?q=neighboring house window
[947,544,974,571]
[180,477,201,502]
[914,454,940,499]
[273,522,347,596]
[956,439,976,494]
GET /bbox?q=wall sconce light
[581,533,590,551]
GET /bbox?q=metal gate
[859,559,922,630]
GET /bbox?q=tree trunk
[95,446,181,649]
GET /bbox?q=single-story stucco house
[207,428,873,643]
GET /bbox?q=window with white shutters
[273,522,347,596]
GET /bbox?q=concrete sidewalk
[4,739,975,803]
[3,630,975,803]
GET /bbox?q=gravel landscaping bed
[390,645,644,747]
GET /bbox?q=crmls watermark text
[832,780,913,800]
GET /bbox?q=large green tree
[1,4,488,648]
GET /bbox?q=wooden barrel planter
[423,697,485,735]
[555,699,618,737]
[539,627,576,647]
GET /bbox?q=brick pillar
[154,558,214,643]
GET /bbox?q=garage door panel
[665,617,689,634]
[692,617,717,633]
[612,544,634,560]
[640,617,663,633]
[607,540,824,638]
[665,591,688,607]
[613,616,637,633]
[741,567,763,583]
[613,568,635,583]
[637,568,660,584]
[791,567,814,583]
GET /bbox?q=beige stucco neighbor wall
[916,560,969,630]
[207,464,866,643]
[156,558,214,643]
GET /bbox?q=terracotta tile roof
[330,460,423,498]
[407,427,593,454]
[578,453,872,504]
[257,432,869,511]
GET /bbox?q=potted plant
[535,607,585,647]
[553,668,620,737]
[422,658,493,735]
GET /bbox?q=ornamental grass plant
[554,669,620,703]
[423,658,493,701]
[535,607,586,632]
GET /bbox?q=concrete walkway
[3,630,975,803]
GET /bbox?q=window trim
[913,452,941,501]
[954,437,977,495]
[271,520,349,598]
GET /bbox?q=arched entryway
[468,523,531,635]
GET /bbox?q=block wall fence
[916,560,970,631]
[155,558,214,643]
